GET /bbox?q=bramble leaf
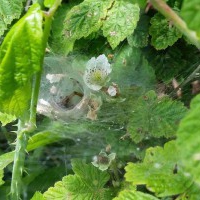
[145,43,199,83]
[127,14,150,48]
[112,45,155,90]
[31,192,45,200]
[102,0,140,49]
[0,4,43,118]
[51,4,75,55]
[63,0,114,40]
[149,13,182,50]
[127,91,187,143]
[43,160,111,200]
[131,0,147,8]
[125,141,193,197]
[0,112,16,126]
[113,190,159,200]
[0,0,26,37]
[177,94,200,184]
[0,170,4,186]
[181,0,200,36]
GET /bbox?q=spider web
[36,40,200,160]
[21,41,200,198]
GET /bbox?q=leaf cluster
[1,0,200,199]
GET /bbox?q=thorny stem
[10,1,62,199]
[149,0,200,49]
[10,121,29,200]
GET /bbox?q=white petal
[85,57,96,71]
[96,54,112,73]
[107,86,117,96]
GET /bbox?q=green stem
[11,71,43,200]
[10,1,62,199]
[149,0,200,49]
[11,121,29,200]
[29,72,42,126]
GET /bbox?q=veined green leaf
[177,94,200,184]
[127,14,150,48]
[43,160,111,200]
[113,190,159,200]
[127,90,187,143]
[181,0,200,36]
[51,4,75,55]
[149,13,182,50]
[63,0,114,40]
[131,0,147,8]
[102,0,140,49]
[0,169,4,186]
[145,43,199,83]
[125,141,193,197]
[112,45,155,90]
[31,192,45,200]
[0,112,16,126]
[0,3,43,117]
[0,0,26,37]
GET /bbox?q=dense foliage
[0,0,200,199]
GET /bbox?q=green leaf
[113,190,159,200]
[0,4,43,117]
[177,94,200,184]
[31,192,45,200]
[125,141,193,197]
[0,120,85,172]
[149,13,182,50]
[0,112,16,126]
[182,183,200,200]
[43,160,111,200]
[0,0,26,37]
[102,1,140,49]
[127,14,150,48]
[181,0,200,36]
[63,0,114,40]
[0,151,15,170]
[51,4,75,55]
[145,43,199,83]
[26,120,80,151]
[0,170,4,186]
[112,45,155,90]
[44,0,56,8]
[127,91,187,143]
[131,0,147,8]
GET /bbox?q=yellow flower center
[91,70,105,85]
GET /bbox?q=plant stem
[10,1,62,199]
[149,0,200,49]
[11,121,29,200]
[29,73,42,126]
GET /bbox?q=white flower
[92,150,116,171]
[83,54,112,91]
